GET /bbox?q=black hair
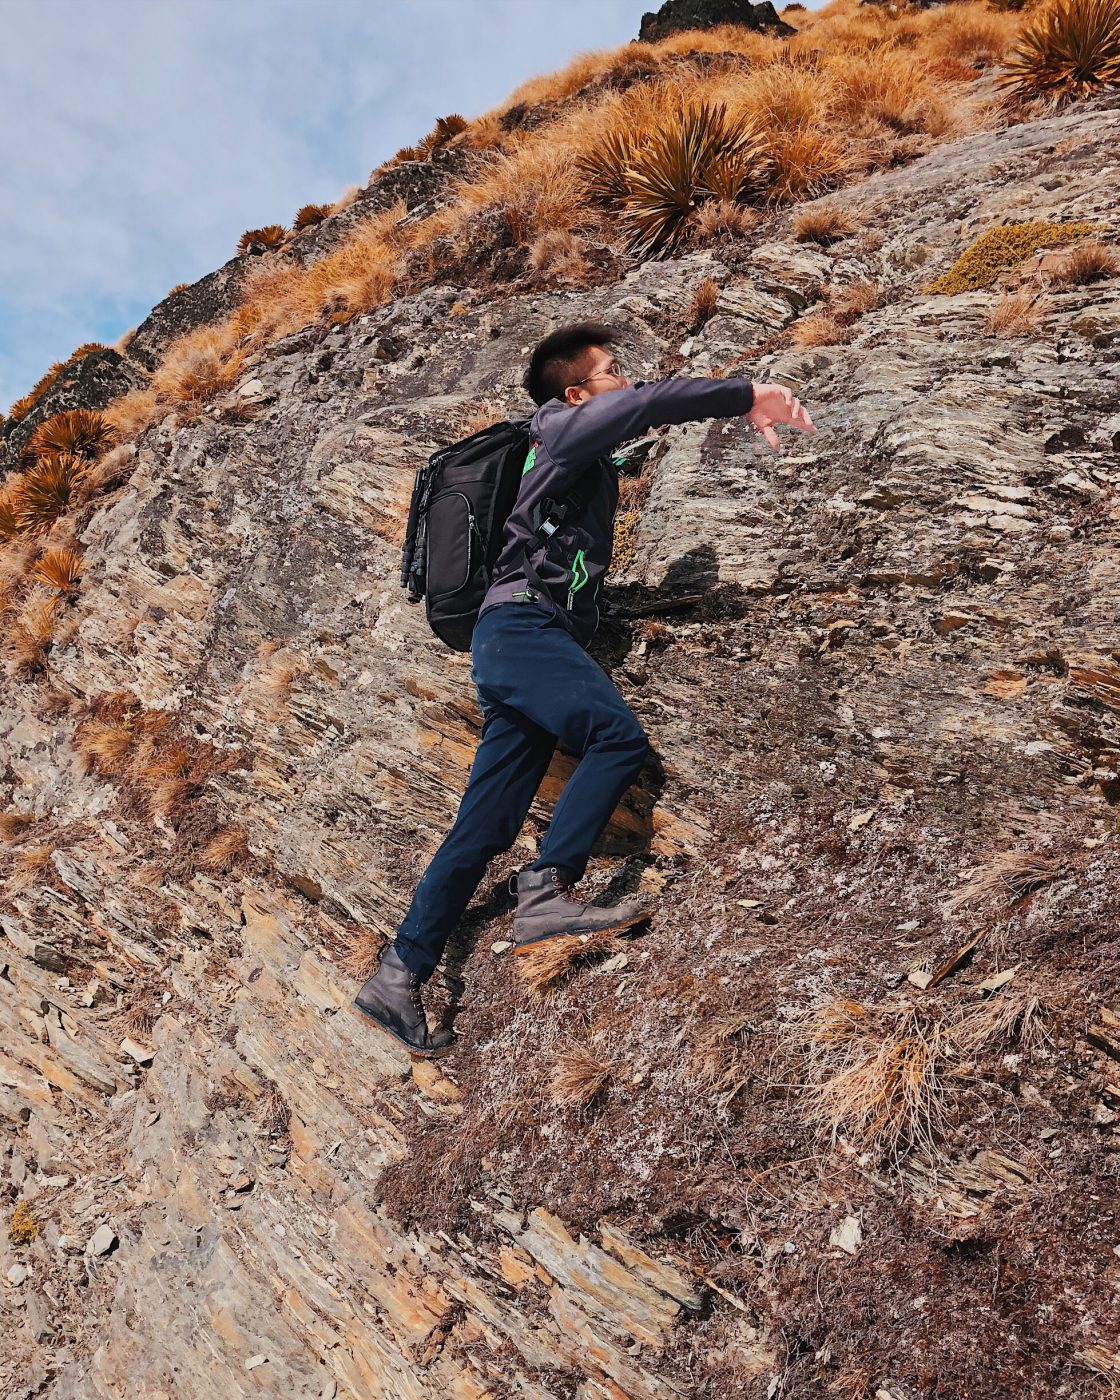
[523,321,618,407]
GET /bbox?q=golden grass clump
[516,928,622,994]
[943,847,1069,910]
[767,126,851,204]
[6,844,56,894]
[793,201,858,244]
[955,981,1055,1052]
[999,0,1120,101]
[198,827,250,872]
[550,1042,612,1108]
[32,546,83,593]
[688,276,721,331]
[925,220,1105,293]
[237,224,287,254]
[0,810,35,840]
[1049,237,1120,284]
[528,229,590,284]
[986,287,1045,335]
[800,999,950,1162]
[293,202,332,230]
[152,325,250,405]
[789,311,853,347]
[25,407,115,464]
[6,592,60,676]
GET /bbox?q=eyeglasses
[572,359,624,387]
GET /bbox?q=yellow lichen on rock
[924,219,1104,294]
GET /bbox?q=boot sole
[350,1000,455,1059]
[512,912,651,956]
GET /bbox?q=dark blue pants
[393,601,651,980]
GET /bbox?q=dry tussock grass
[986,287,1045,335]
[1049,238,1120,285]
[955,979,1055,1052]
[516,928,623,994]
[549,1041,612,1107]
[688,277,721,331]
[6,844,56,895]
[32,546,83,593]
[528,229,590,284]
[793,201,858,244]
[198,827,250,873]
[800,998,950,1162]
[943,847,1068,911]
[789,311,853,347]
[6,592,59,677]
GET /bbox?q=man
[354,321,815,1056]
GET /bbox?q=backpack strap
[518,457,603,601]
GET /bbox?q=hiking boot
[510,867,650,954]
[352,945,455,1058]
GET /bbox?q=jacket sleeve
[533,376,754,496]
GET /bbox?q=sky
[0,0,820,412]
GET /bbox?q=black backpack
[400,418,596,652]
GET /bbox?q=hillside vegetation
[1,1,1119,1397]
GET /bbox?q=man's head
[523,321,632,408]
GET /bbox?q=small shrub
[986,287,1045,335]
[293,202,332,231]
[925,220,1104,293]
[793,202,857,245]
[15,454,88,535]
[236,224,287,254]
[27,407,115,463]
[999,0,1120,102]
[1049,237,1120,284]
[8,1201,39,1245]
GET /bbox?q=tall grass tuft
[32,547,84,593]
[999,0,1120,101]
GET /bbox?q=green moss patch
[924,220,1105,295]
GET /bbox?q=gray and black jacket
[478,375,755,649]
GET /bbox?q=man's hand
[747,381,815,451]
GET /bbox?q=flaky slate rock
[639,0,796,41]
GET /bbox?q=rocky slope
[1,77,1119,1400]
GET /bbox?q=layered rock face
[1,85,1119,1400]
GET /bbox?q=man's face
[564,345,631,406]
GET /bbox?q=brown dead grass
[986,287,1045,335]
[516,928,623,994]
[800,998,951,1163]
[789,312,853,347]
[688,277,721,332]
[198,827,250,873]
[549,1042,612,1107]
[793,202,858,245]
[943,848,1068,911]
[0,811,36,841]
[32,546,83,593]
[1048,238,1120,286]
[5,591,59,677]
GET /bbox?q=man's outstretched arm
[536,376,754,484]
